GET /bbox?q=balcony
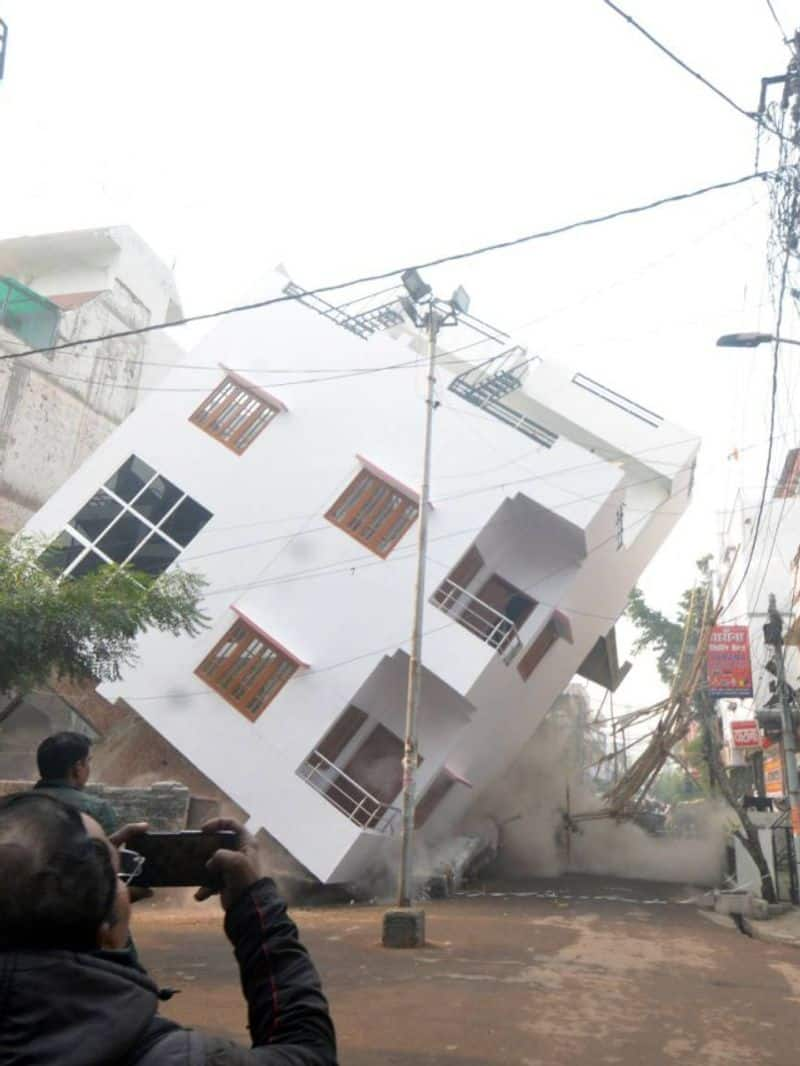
[298,749,401,833]
[448,347,558,448]
[283,282,403,340]
[0,277,60,349]
[432,577,524,662]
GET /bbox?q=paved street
[134,876,800,1066]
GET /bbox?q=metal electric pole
[396,298,438,910]
[382,269,470,949]
[764,594,800,897]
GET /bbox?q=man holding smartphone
[0,794,338,1065]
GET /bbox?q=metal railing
[298,750,401,833]
[432,578,522,661]
[571,372,663,428]
[449,347,557,448]
[283,282,403,340]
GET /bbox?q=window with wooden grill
[775,448,800,498]
[196,619,298,719]
[326,468,418,557]
[190,376,280,454]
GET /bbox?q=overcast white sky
[1,0,797,718]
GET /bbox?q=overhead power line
[0,169,776,367]
[763,0,791,46]
[599,0,771,127]
[723,186,799,616]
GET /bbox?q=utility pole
[396,298,438,910]
[382,270,470,949]
[764,594,800,900]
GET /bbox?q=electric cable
[0,169,777,367]
[599,0,782,131]
[763,0,792,46]
[722,186,798,616]
[122,479,692,703]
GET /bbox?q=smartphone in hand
[125,829,238,887]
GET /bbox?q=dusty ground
[134,876,800,1065]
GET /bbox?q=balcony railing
[298,750,401,833]
[571,372,663,429]
[449,347,558,448]
[432,578,522,661]
[0,277,60,349]
[283,282,403,340]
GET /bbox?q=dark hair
[36,731,91,781]
[0,793,117,951]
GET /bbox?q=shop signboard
[707,626,753,698]
[730,720,761,750]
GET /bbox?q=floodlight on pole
[401,268,432,304]
[382,270,469,950]
[716,332,800,348]
[451,285,470,316]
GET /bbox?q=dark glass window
[70,551,106,578]
[129,532,180,576]
[69,489,122,542]
[134,475,182,524]
[160,497,212,547]
[40,532,84,574]
[96,512,149,563]
[105,456,155,502]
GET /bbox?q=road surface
[134,876,799,1065]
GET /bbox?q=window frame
[517,619,559,681]
[775,448,800,498]
[325,467,419,558]
[41,455,211,579]
[190,374,281,454]
[196,618,299,721]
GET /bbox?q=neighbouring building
[23,272,699,885]
[718,458,800,792]
[0,226,183,531]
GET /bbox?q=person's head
[36,731,92,788]
[0,793,131,952]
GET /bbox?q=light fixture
[450,285,470,316]
[716,333,774,348]
[401,268,432,303]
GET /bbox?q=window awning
[577,625,631,691]
[218,365,288,412]
[232,607,309,666]
[355,454,422,506]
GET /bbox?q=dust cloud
[461,705,729,888]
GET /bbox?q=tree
[0,537,207,698]
[628,557,778,903]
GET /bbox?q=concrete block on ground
[714,891,755,917]
[382,908,426,948]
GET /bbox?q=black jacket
[0,879,337,1066]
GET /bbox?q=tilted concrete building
[0,226,182,531]
[24,274,699,884]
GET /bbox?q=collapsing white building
[25,274,699,884]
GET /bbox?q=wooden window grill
[196,619,297,719]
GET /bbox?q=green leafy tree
[0,537,207,697]
[628,557,777,902]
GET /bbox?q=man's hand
[194,817,262,911]
[109,822,153,903]
[109,821,149,848]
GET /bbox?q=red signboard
[764,744,785,798]
[730,720,761,749]
[707,626,754,699]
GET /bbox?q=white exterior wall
[0,226,182,530]
[25,274,699,883]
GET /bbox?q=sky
[0,0,797,724]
